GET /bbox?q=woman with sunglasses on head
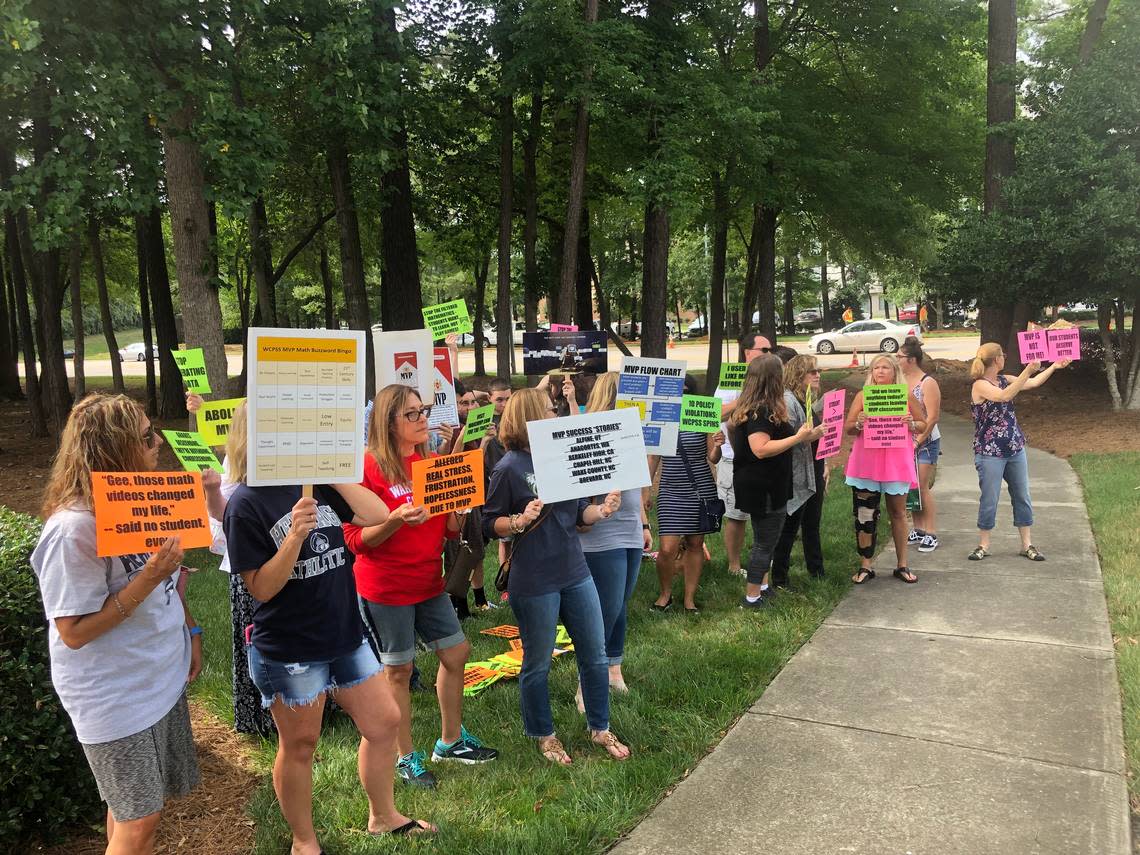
[770,355,829,586]
[899,337,942,554]
[345,384,499,791]
[31,394,201,855]
[968,343,1069,562]
[483,388,630,765]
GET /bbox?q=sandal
[538,736,572,765]
[370,818,437,837]
[967,546,990,561]
[1020,545,1046,562]
[852,568,875,584]
[590,729,631,760]
[893,567,918,584]
[650,597,672,612]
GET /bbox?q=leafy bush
[0,507,101,846]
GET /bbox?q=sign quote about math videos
[411,450,485,516]
[92,472,212,556]
[528,407,651,503]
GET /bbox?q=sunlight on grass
[185,482,866,854]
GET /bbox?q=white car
[118,342,159,362]
[809,320,922,355]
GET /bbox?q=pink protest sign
[864,416,911,449]
[1017,330,1049,364]
[1046,327,1081,361]
[815,389,846,460]
[549,323,578,332]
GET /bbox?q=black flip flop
[650,597,673,612]
[893,567,918,584]
[371,819,436,837]
[852,568,875,585]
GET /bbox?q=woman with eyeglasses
[770,355,829,585]
[483,388,630,765]
[968,343,1068,562]
[345,384,498,791]
[31,394,201,854]
[899,337,942,554]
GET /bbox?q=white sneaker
[907,529,922,544]
[918,534,939,553]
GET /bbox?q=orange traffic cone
[668,337,675,349]
[848,347,859,368]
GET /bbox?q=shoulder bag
[494,509,550,593]
[680,441,725,533]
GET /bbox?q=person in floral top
[968,342,1069,562]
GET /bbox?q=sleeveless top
[911,374,942,444]
[844,389,918,488]
[971,375,1025,458]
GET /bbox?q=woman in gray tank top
[900,337,941,553]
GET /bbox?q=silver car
[809,320,922,355]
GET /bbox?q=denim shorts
[916,437,941,467]
[360,592,466,666]
[247,639,380,709]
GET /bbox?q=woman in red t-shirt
[344,384,499,789]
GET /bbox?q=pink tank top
[844,392,918,487]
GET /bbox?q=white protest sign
[616,356,686,456]
[427,347,458,428]
[374,328,433,401]
[246,328,366,487]
[527,407,651,504]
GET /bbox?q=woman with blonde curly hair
[32,394,201,855]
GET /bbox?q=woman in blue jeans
[969,342,1069,562]
[578,373,651,695]
[483,388,631,765]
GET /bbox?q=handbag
[680,443,725,533]
[443,510,485,597]
[495,510,550,593]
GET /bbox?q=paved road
[612,414,1130,855]
[37,334,981,380]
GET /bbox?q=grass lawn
[1071,452,1140,807]
[185,482,862,854]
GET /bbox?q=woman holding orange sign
[31,393,201,855]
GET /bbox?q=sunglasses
[141,424,158,448]
[400,406,433,423]
[746,346,773,354]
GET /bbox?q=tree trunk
[820,252,831,328]
[978,0,1018,346]
[326,140,375,394]
[522,83,544,332]
[704,172,729,394]
[752,204,778,344]
[5,213,46,434]
[495,12,515,380]
[640,202,669,359]
[0,248,19,399]
[472,249,490,375]
[134,214,157,416]
[145,207,187,419]
[319,240,336,330]
[161,107,229,395]
[89,219,123,392]
[249,195,276,327]
[69,231,86,399]
[1077,0,1111,64]
[574,210,594,328]
[782,253,796,335]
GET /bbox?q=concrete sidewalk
[613,415,1130,855]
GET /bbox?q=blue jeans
[247,639,380,709]
[584,548,642,665]
[975,450,1033,530]
[509,576,610,736]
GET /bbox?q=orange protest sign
[92,471,212,557]
[411,450,484,517]
[508,638,524,651]
[480,625,520,638]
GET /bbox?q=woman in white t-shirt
[31,393,201,855]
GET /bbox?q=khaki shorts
[716,459,749,522]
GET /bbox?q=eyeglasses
[141,425,158,448]
[400,406,433,422]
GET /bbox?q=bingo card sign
[246,328,367,487]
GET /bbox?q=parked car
[809,320,922,355]
[897,306,918,322]
[118,342,159,362]
[62,348,75,359]
[795,309,821,324]
[686,319,707,338]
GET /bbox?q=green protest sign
[862,384,908,416]
[161,430,224,473]
[462,404,495,444]
[171,348,212,394]
[197,396,245,446]
[422,299,473,338]
[680,395,722,433]
[718,362,748,391]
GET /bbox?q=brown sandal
[538,736,572,765]
[590,729,631,760]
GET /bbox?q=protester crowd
[28,328,1069,853]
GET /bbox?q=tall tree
[494,4,516,379]
[88,219,124,392]
[68,232,85,399]
[134,214,158,415]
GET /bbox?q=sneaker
[739,595,769,610]
[473,601,499,612]
[907,529,923,544]
[397,751,437,788]
[431,725,499,764]
[917,534,939,553]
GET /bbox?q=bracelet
[642,524,650,531]
[111,593,130,619]
[189,626,203,637]
[124,589,142,607]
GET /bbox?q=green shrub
[0,507,101,846]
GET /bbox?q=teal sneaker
[431,725,499,764]
[396,750,436,788]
